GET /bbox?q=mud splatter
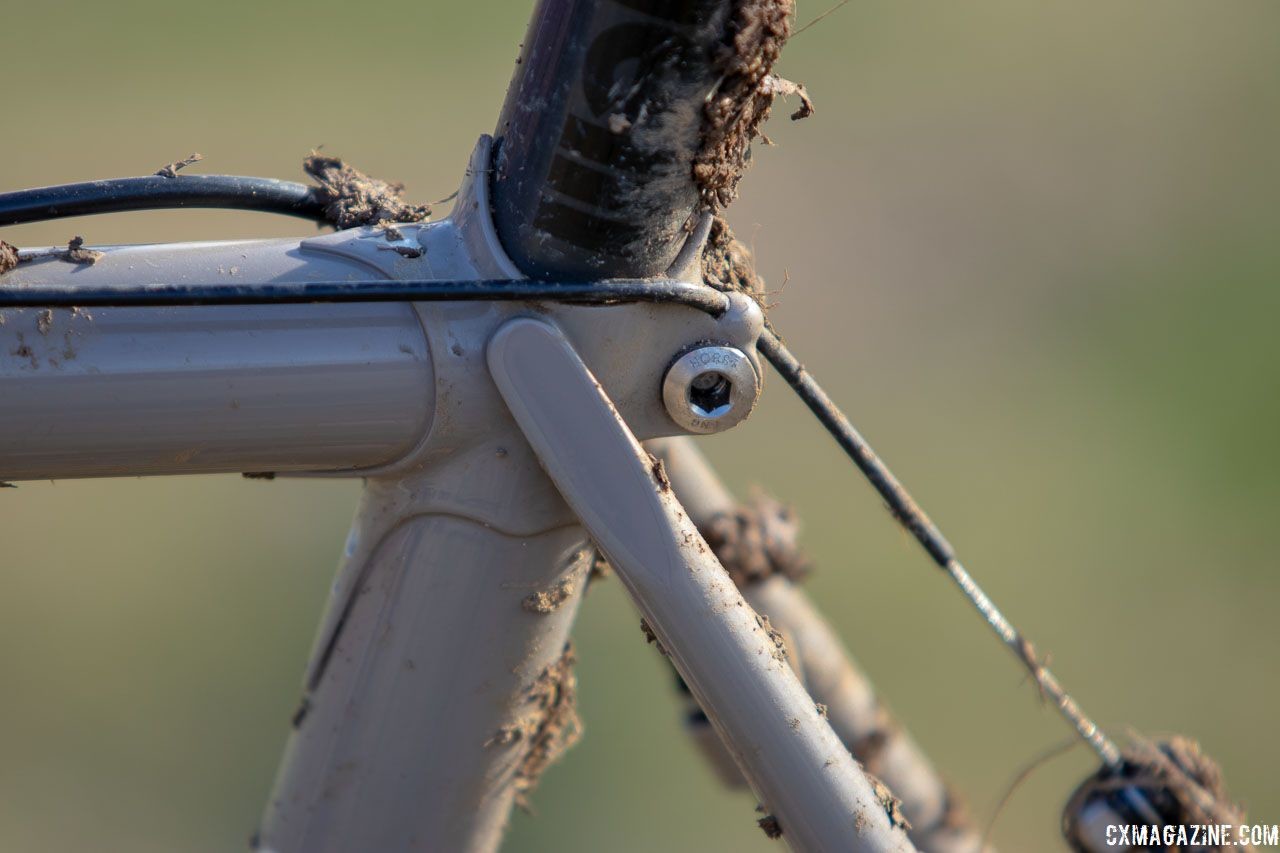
[758,814,783,839]
[869,772,912,831]
[639,618,668,657]
[701,216,770,308]
[694,0,812,211]
[648,453,672,491]
[938,784,973,831]
[376,244,424,259]
[587,549,611,583]
[523,573,578,614]
[155,152,203,178]
[11,334,37,368]
[489,644,582,810]
[701,491,810,588]
[0,241,21,275]
[303,152,433,229]
[756,613,788,663]
[64,236,103,265]
[376,221,405,241]
[763,74,814,120]
[851,729,891,777]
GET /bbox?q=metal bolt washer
[662,345,760,434]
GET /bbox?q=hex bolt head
[662,346,760,434]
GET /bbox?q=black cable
[0,176,328,227]
[758,329,956,566]
[759,327,1138,772]
[0,277,731,315]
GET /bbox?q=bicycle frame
[0,1,1017,851]
[3,0,1258,848]
[0,130,918,851]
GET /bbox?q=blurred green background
[1,1,1277,850]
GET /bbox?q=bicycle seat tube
[492,0,732,279]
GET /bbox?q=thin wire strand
[984,737,1083,849]
[792,0,852,37]
[757,328,1124,769]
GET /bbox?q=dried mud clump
[64,236,103,265]
[937,784,974,832]
[587,549,612,584]
[490,643,583,810]
[869,773,912,831]
[849,705,897,777]
[701,215,769,308]
[0,241,21,275]
[757,814,783,839]
[701,491,811,588]
[522,574,578,614]
[694,0,812,211]
[639,618,668,657]
[303,152,432,229]
[1062,735,1243,852]
[696,0,815,307]
[648,453,672,491]
[763,74,814,121]
[756,613,789,663]
[155,152,203,179]
[0,239,98,275]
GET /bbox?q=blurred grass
[1,1,1278,850]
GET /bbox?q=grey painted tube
[0,238,434,480]
[490,318,915,852]
[258,476,592,852]
[650,436,990,853]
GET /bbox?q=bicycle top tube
[491,0,733,280]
